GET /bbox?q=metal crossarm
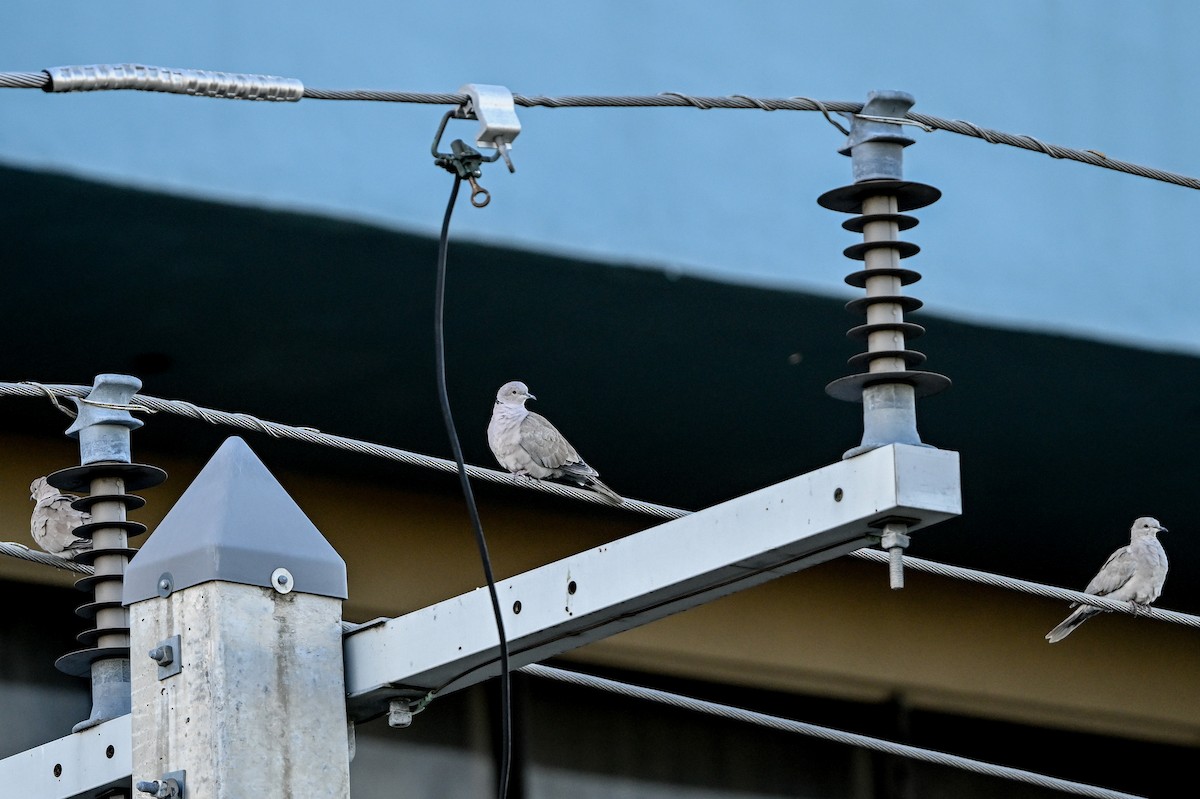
[0,715,130,799]
[343,444,961,720]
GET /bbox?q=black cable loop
[432,175,513,799]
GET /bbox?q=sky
[2,1,1198,352]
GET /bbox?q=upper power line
[1,63,1198,191]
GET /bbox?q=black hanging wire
[433,174,513,799]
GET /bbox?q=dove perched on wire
[488,381,623,505]
[1045,516,1168,643]
[29,476,92,559]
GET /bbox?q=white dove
[487,381,623,505]
[29,476,92,559]
[1045,516,1168,643]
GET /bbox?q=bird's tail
[64,537,92,559]
[1045,605,1101,643]
[585,476,624,506]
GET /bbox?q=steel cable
[2,66,1197,189]
[0,541,92,574]
[2,381,1197,632]
[849,549,1200,629]
[519,664,1146,799]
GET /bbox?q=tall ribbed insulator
[47,373,166,731]
[50,461,165,731]
[819,179,950,413]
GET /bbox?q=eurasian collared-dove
[29,476,92,559]
[1045,516,1168,643]
[487,380,623,505]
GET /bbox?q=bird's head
[29,476,50,501]
[495,381,535,407]
[1131,517,1167,538]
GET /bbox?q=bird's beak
[1159,525,1168,533]
[526,392,536,401]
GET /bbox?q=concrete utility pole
[124,436,351,798]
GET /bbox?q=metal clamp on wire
[432,84,521,207]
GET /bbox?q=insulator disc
[48,462,167,493]
[846,349,927,369]
[817,180,942,213]
[74,599,123,620]
[72,520,148,539]
[71,493,147,512]
[841,213,919,233]
[842,240,920,261]
[845,295,924,315]
[74,572,129,592]
[73,547,139,565]
[55,646,130,678]
[847,321,926,341]
[844,267,922,288]
[825,370,952,403]
[75,626,130,646]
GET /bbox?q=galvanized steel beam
[344,443,961,721]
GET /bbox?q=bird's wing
[45,495,78,514]
[31,512,49,543]
[520,412,586,471]
[1083,545,1139,597]
[62,536,91,553]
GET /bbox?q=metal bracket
[457,83,520,167]
[148,634,182,680]
[431,84,520,207]
[387,700,415,729]
[136,769,185,798]
[432,121,495,207]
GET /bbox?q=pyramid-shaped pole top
[125,437,347,604]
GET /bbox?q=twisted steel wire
[3,381,1197,632]
[0,72,48,89]
[850,549,1200,629]
[0,541,92,574]
[520,664,1146,799]
[2,382,686,520]
[2,66,1197,190]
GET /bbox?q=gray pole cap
[124,436,347,604]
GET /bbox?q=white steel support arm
[344,444,961,720]
[0,714,130,799]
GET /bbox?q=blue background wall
[2,1,1197,351]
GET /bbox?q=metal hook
[467,175,491,207]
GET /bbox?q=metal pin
[494,138,515,173]
[880,523,911,590]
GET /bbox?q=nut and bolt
[148,645,174,666]
[136,778,181,798]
